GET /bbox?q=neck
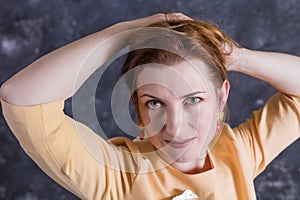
[171,155,212,174]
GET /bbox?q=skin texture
[136,59,230,173]
[0,13,300,173]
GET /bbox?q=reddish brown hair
[121,16,237,120]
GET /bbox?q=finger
[152,13,193,21]
[172,13,193,20]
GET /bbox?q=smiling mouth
[164,138,196,148]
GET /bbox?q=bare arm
[228,47,300,96]
[0,13,190,106]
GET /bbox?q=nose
[165,104,182,138]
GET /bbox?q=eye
[146,100,162,109]
[185,97,203,105]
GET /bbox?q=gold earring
[138,118,144,130]
[138,119,145,140]
[217,111,224,123]
[216,111,224,132]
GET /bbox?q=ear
[219,79,230,110]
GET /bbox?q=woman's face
[136,59,229,164]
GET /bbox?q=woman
[1,13,299,199]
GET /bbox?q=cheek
[138,104,166,136]
[187,104,216,135]
[198,111,214,133]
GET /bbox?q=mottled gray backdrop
[0,0,300,199]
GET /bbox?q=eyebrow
[180,91,207,99]
[139,91,207,100]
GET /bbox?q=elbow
[0,82,18,104]
[0,82,23,105]
[0,82,8,102]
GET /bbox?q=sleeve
[1,99,140,200]
[233,93,300,178]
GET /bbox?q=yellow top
[1,93,300,200]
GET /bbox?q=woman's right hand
[122,13,193,29]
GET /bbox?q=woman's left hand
[223,43,244,71]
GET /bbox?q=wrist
[235,48,251,73]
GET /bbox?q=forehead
[136,59,212,96]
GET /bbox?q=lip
[164,138,196,148]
